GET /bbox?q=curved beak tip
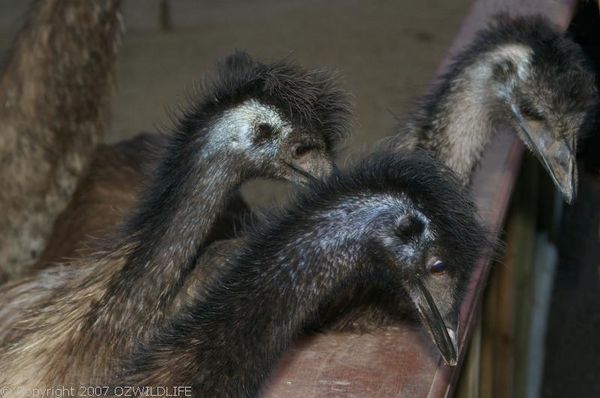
[411,280,460,367]
[563,187,575,205]
[443,328,459,367]
[553,164,577,204]
[515,119,578,204]
[538,150,577,204]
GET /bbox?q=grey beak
[513,111,577,203]
[284,161,321,186]
[410,279,459,366]
[284,154,334,186]
[545,139,576,204]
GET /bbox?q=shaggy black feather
[124,50,351,238]
[114,151,490,397]
[178,50,351,151]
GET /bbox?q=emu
[110,153,488,396]
[0,51,350,392]
[0,0,123,281]
[35,50,350,267]
[392,15,597,203]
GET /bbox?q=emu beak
[284,156,334,186]
[284,161,321,186]
[513,109,577,203]
[409,279,459,366]
[545,140,576,204]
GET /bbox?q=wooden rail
[262,1,578,396]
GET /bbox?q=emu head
[193,51,351,184]
[486,17,597,203]
[367,208,460,365]
[333,153,489,365]
[367,203,487,365]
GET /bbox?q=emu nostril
[292,143,314,159]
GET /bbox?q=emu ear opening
[492,59,516,83]
[395,215,425,242]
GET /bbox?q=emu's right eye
[429,260,447,275]
[518,101,544,121]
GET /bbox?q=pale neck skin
[117,195,416,397]
[396,44,532,186]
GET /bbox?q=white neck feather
[436,44,532,184]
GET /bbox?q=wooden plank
[476,155,539,398]
[455,311,482,398]
[262,1,578,396]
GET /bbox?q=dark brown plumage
[0,0,123,282]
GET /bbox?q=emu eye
[292,143,315,159]
[429,260,447,275]
[518,101,544,121]
[492,60,515,82]
[256,123,277,139]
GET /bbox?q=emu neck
[0,0,123,278]
[102,138,242,335]
[125,226,362,396]
[398,46,531,186]
[430,75,494,184]
[418,68,498,185]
